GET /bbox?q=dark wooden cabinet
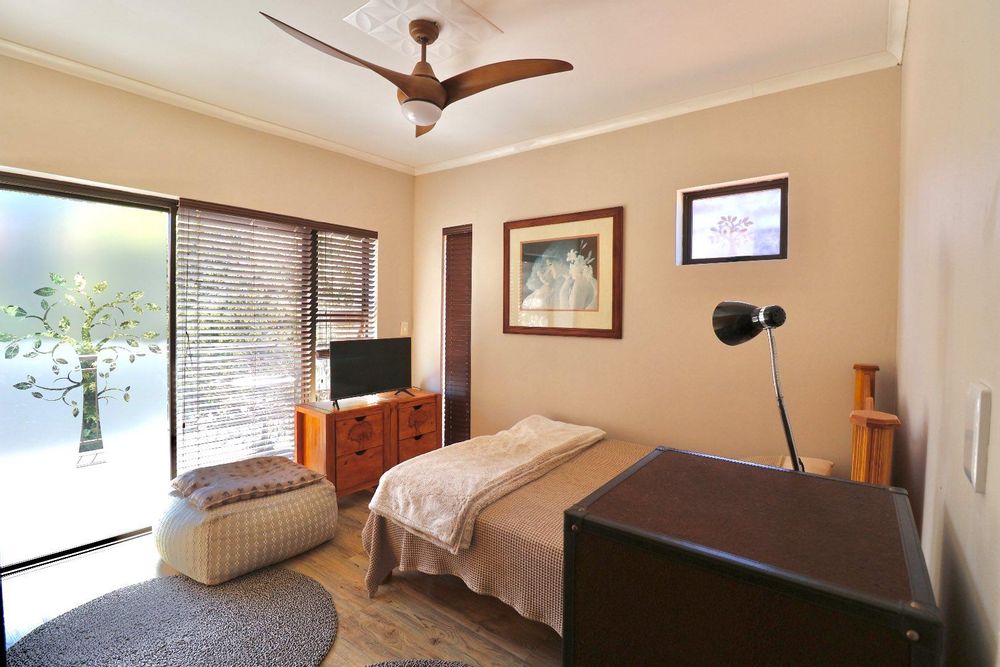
[563,447,943,666]
[295,389,441,496]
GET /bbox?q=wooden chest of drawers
[295,389,441,496]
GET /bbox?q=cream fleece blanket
[369,415,605,553]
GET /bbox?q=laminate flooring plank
[3,490,562,667]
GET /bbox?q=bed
[362,438,656,634]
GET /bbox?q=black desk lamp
[713,301,803,472]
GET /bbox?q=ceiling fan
[261,12,573,137]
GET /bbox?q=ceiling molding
[0,38,415,175]
[2,0,909,179]
[415,51,899,176]
[886,0,910,63]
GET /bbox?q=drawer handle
[355,415,366,422]
[414,434,423,441]
[355,449,367,456]
[413,404,423,411]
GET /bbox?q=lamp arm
[766,328,804,472]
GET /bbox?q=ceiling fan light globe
[400,99,442,126]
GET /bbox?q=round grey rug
[8,567,337,667]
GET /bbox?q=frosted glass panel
[0,188,169,567]
[683,179,788,264]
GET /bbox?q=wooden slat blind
[442,225,472,445]
[175,202,377,473]
[315,230,378,351]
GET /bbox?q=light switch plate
[964,382,991,493]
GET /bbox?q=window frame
[680,177,789,265]
[312,228,379,401]
[174,198,378,470]
[0,170,176,571]
[313,230,379,361]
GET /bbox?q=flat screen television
[329,337,411,401]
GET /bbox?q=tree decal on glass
[710,215,755,255]
[1,272,162,467]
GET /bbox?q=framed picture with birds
[503,207,624,339]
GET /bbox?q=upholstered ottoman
[154,460,338,585]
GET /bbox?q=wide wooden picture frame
[503,207,623,338]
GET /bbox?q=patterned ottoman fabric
[154,478,338,585]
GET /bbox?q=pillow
[172,456,325,510]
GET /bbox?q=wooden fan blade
[261,12,428,101]
[442,59,573,107]
[415,123,436,137]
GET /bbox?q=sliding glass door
[0,180,172,568]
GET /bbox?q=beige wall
[897,0,1000,663]
[0,55,414,337]
[413,68,901,475]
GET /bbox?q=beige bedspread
[362,438,655,635]
[369,415,605,553]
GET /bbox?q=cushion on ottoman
[172,455,327,510]
[154,478,338,585]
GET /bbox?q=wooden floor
[3,491,562,666]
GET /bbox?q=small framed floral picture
[681,177,788,264]
[503,207,623,338]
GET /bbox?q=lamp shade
[712,301,786,346]
[400,99,442,126]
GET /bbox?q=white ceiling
[0,1,905,174]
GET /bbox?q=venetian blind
[175,201,377,474]
[441,225,473,445]
[315,230,377,351]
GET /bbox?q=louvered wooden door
[442,225,472,445]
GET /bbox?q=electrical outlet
[400,321,409,336]
[964,382,991,493]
